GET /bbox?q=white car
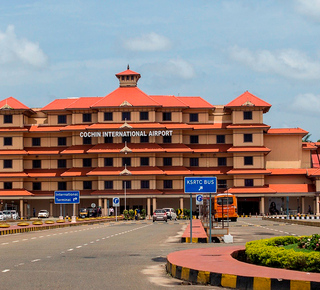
[163,208,177,220]
[0,211,4,221]
[10,210,19,220]
[38,210,49,218]
[2,210,12,220]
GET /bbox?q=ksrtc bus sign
[184,177,217,193]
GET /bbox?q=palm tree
[302,134,312,142]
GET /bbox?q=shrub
[245,236,320,273]
[128,209,135,220]
[123,210,129,220]
[140,209,146,219]
[298,234,320,251]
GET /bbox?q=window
[32,160,41,169]
[104,158,113,167]
[140,112,149,121]
[189,113,198,122]
[58,115,67,124]
[58,159,67,168]
[4,182,12,189]
[104,181,113,189]
[162,112,172,121]
[58,137,67,146]
[32,137,41,146]
[141,180,150,189]
[123,180,131,189]
[3,159,12,169]
[83,158,92,167]
[218,180,227,189]
[122,112,131,121]
[244,156,253,166]
[163,157,172,166]
[122,157,131,167]
[164,180,173,189]
[104,136,113,143]
[190,158,199,167]
[140,157,149,166]
[245,179,254,187]
[58,182,67,190]
[218,157,227,166]
[104,112,113,121]
[4,137,12,146]
[140,135,149,143]
[3,115,12,124]
[83,181,92,190]
[244,134,253,143]
[243,111,252,120]
[216,135,225,144]
[82,113,92,122]
[190,135,199,144]
[83,137,92,145]
[163,136,172,143]
[122,136,131,143]
[33,182,41,190]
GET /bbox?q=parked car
[10,210,19,220]
[38,210,49,218]
[163,208,177,220]
[2,210,12,220]
[0,211,4,221]
[153,209,167,222]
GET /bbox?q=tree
[302,134,312,142]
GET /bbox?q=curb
[262,217,320,227]
[180,237,208,243]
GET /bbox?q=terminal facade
[0,67,319,218]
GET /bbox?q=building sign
[184,177,217,193]
[54,191,80,204]
[80,130,173,138]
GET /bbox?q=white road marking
[31,237,37,240]
[2,269,10,273]
[31,259,41,263]
[13,240,19,243]
[76,246,82,249]
[1,243,9,245]
[67,249,73,251]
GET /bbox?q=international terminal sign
[54,191,80,204]
[80,130,173,138]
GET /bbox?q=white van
[163,208,177,220]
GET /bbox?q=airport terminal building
[0,68,319,218]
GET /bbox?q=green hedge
[245,236,320,273]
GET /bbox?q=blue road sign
[196,194,203,205]
[113,197,120,207]
[184,177,217,193]
[54,191,80,204]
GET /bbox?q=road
[0,218,318,289]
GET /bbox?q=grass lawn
[283,243,314,253]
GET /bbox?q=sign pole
[209,192,212,243]
[190,192,192,243]
[116,206,117,222]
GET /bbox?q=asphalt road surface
[0,218,318,289]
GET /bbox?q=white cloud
[229,46,320,80]
[290,93,320,113]
[144,58,196,80]
[0,25,48,68]
[295,0,320,21]
[123,32,171,52]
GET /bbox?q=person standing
[33,208,36,217]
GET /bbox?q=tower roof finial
[127,64,130,70]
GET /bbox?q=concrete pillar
[260,197,265,215]
[98,198,102,208]
[20,199,23,218]
[104,198,108,216]
[301,197,305,214]
[180,197,184,211]
[147,198,151,219]
[24,202,28,219]
[152,198,157,212]
[49,201,53,217]
[316,195,320,216]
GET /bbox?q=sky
[0,0,319,139]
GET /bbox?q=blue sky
[0,1,319,138]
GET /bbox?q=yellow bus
[213,193,238,222]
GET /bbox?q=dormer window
[243,111,252,120]
[3,115,12,124]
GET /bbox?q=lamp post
[226,187,229,228]
[124,181,127,211]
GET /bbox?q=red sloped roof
[60,145,93,154]
[0,172,27,177]
[61,168,93,177]
[267,128,308,135]
[227,169,271,175]
[25,169,66,177]
[227,124,270,129]
[65,97,103,109]
[0,150,27,155]
[0,97,30,110]
[116,69,140,76]
[88,143,164,154]
[60,124,89,131]
[176,97,214,108]
[163,123,192,129]
[189,167,231,175]
[87,166,164,176]
[311,154,320,168]
[28,125,64,132]
[0,189,33,196]
[159,166,192,175]
[41,98,78,111]
[88,123,166,130]
[149,95,188,108]
[160,144,193,152]
[227,146,271,153]
[225,91,271,110]
[192,123,229,130]
[25,147,67,155]
[228,186,276,194]
[302,142,317,150]
[269,168,308,175]
[91,189,162,196]
[0,127,28,132]
[268,184,315,193]
[92,87,160,107]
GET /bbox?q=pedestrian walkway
[167,246,320,289]
[181,219,208,243]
